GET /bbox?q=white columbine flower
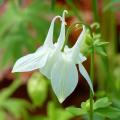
[12,10,93,103]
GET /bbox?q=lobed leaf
[93,97,112,110]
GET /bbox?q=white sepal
[51,54,78,103]
[12,49,49,72]
[79,63,94,94]
[71,25,86,60]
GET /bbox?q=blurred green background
[0,0,120,120]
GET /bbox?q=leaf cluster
[0,80,31,120]
[30,101,73,120]
[81,24,109,57]
[67,97,120,120]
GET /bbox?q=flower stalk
[89,46,94,120]
[92,0,99,22]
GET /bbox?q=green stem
[51,0,56,10]
[89,47,94,120]
[92,0,99,22]
[66,0,82,21]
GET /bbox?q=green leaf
[81,99,91,111]
[48,102,73,120]
[85,34,93,46]
[56,109,73,120]
[47,102,57,120]
[2,98,30,119]
[94,39,109,47]
[0,80,21,103]
[103,0,120,12]
[93,113,105,120]
[95,107,120,119]
[27,72,48,106]
[30,115,47,120]
[96,42,109,46]
[0,0,4,5]
[94,97,112,110]
[66,106,87,116]
[0,110,6,120]
[66,99,92,116]
[95,46,107,56]
[0,47,12,67]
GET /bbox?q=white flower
[50,25,94,103]
[12,10,93,103]
[12,10,67,73]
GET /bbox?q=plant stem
[89,47,94,120]
[51,0,56,10]
[89,1,97,118]
[92,0,99,22]
[66,0,82,21]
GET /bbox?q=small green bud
[27,72,48,106]
[85,34,93,46]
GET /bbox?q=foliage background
[0,0,120,120]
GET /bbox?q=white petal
[78,53,87,63]
[40,50,60,79]
[12,49,49,73]
[79,63,94,94]
[44,16,62,47]
[64,46,87,64]
[51,56,78,103]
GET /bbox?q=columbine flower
[12,10,93,103]
[12,10,67,73]
[50,25,94,103]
